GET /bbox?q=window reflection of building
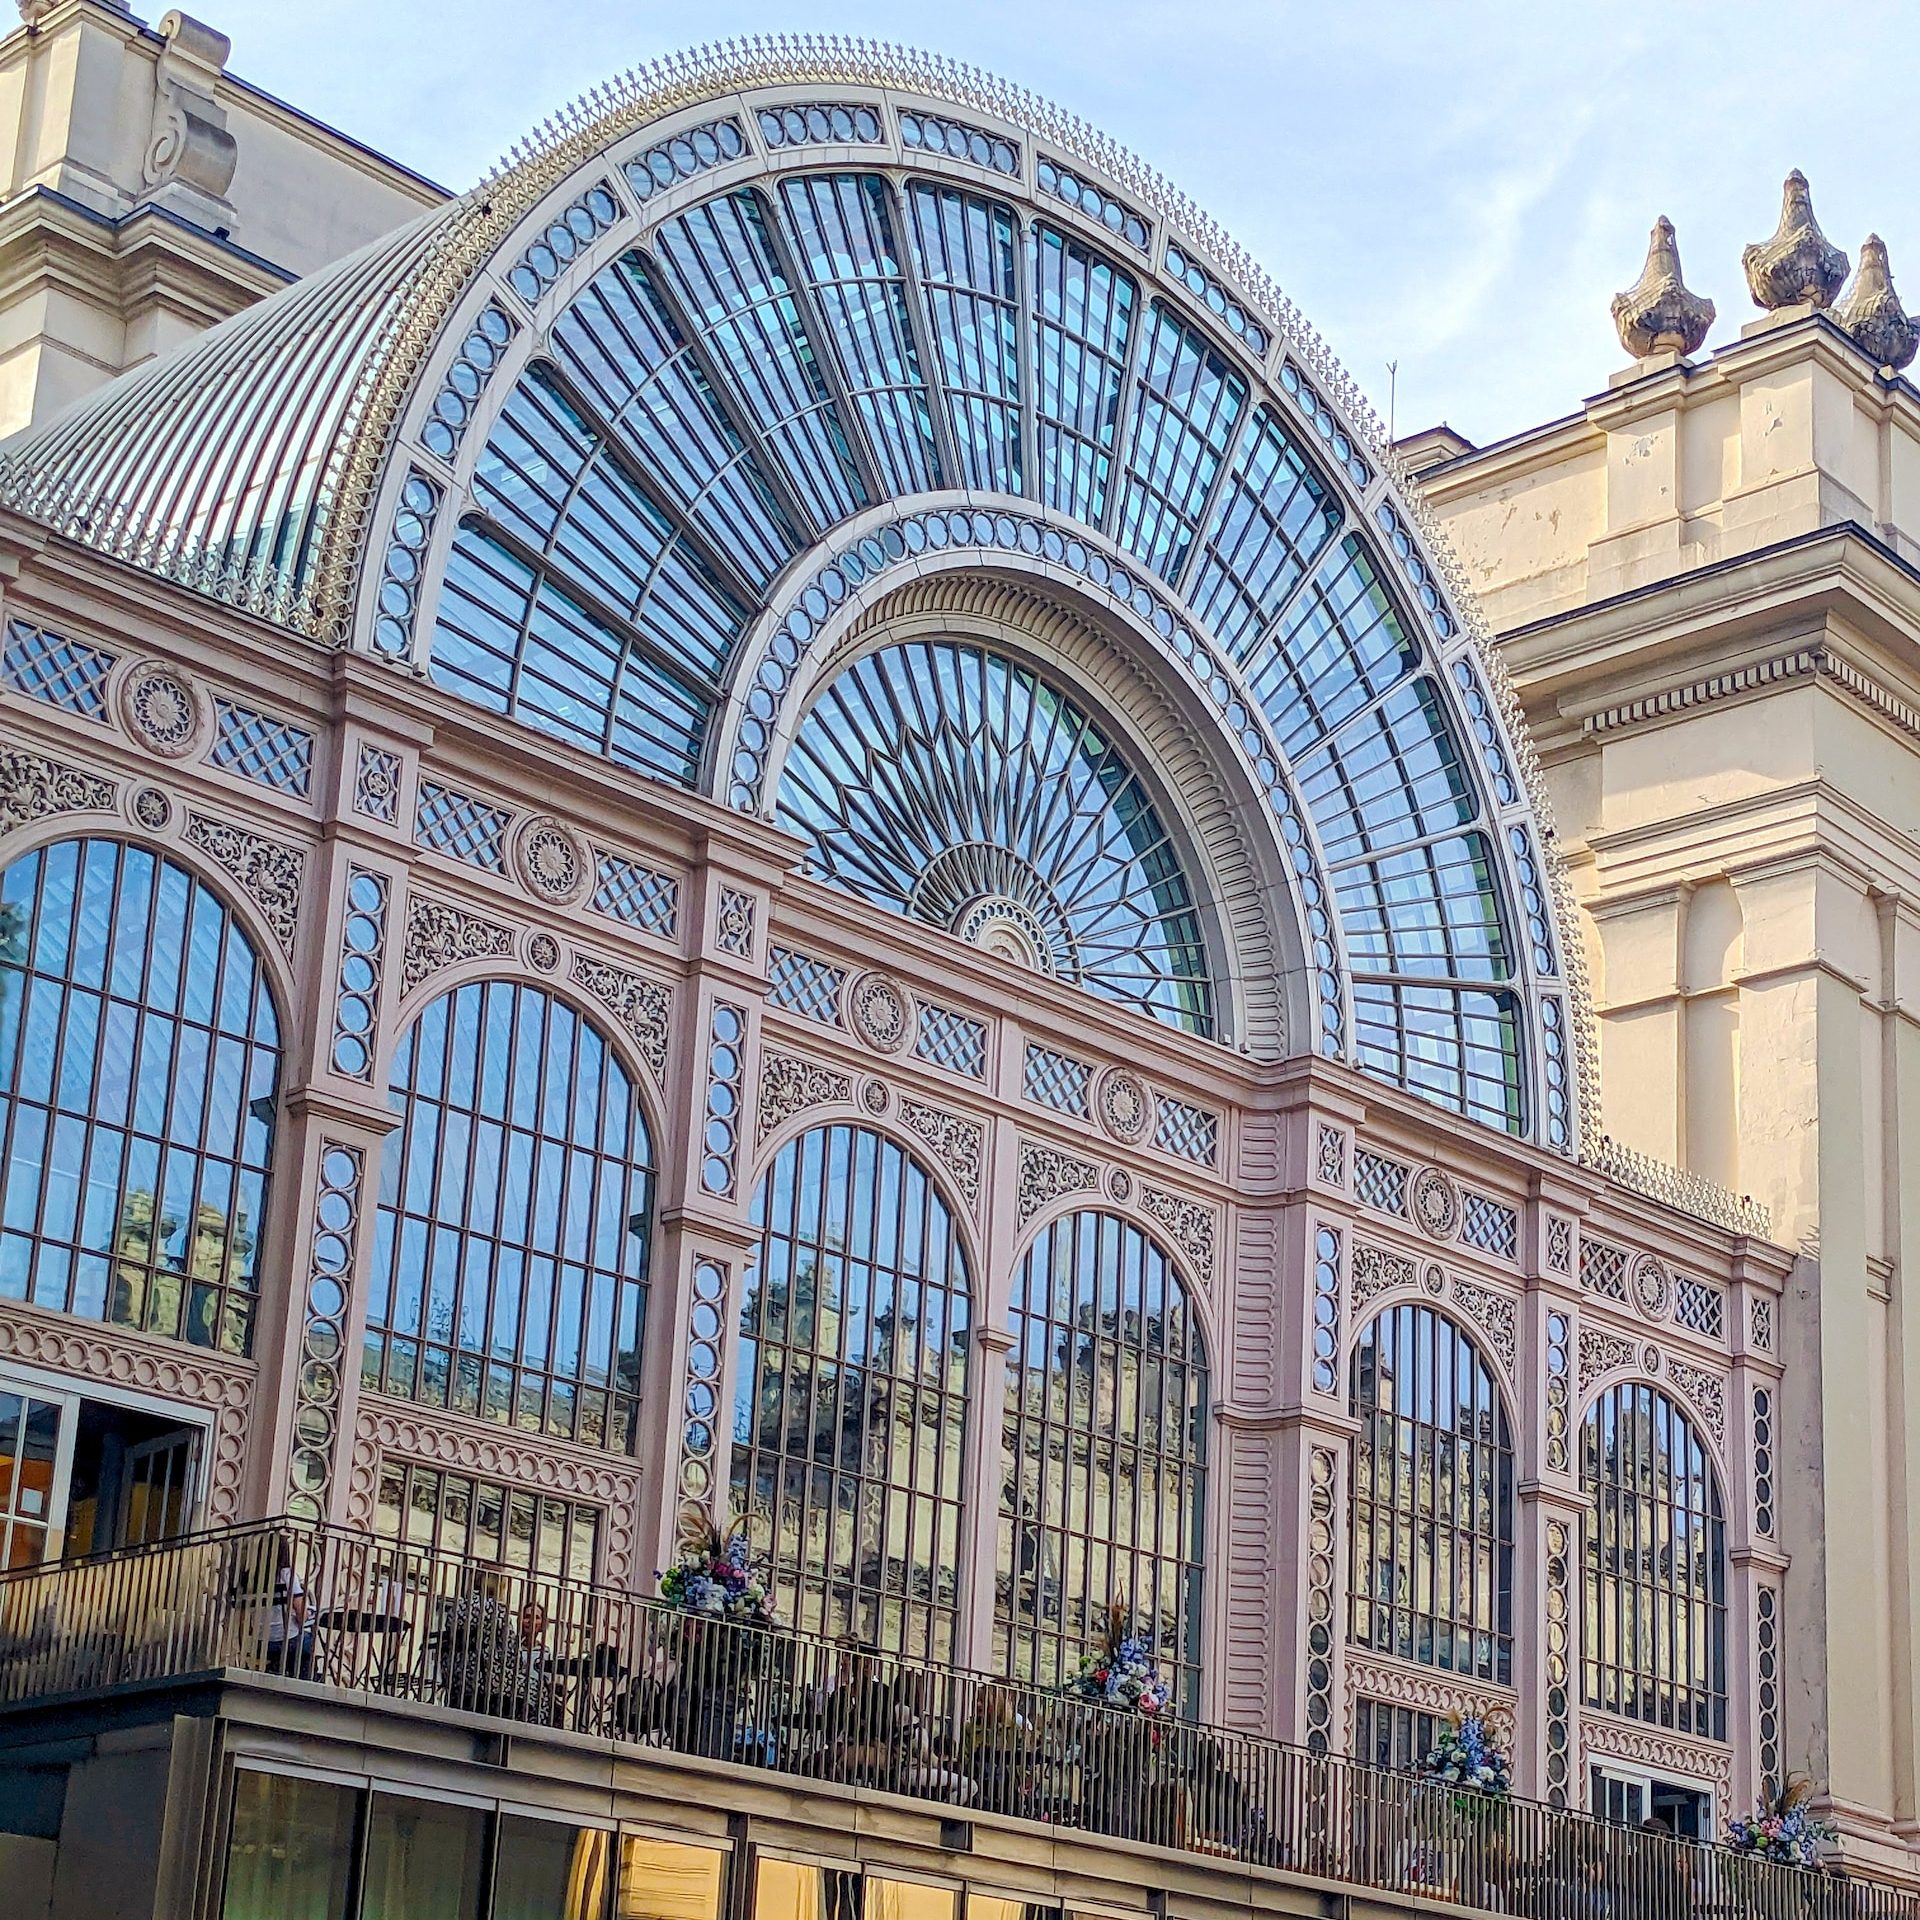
[730,1123,972,1661]
[373,1458,602,1585]
[1582,1382,1727,1739]
[1348,1303,1514,1683]
[363,981,655,1454]
[996,1210,1208,1711]
[0,837,280,1355]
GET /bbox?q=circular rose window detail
[525,931,560,973]
[1095,1067,1153,1144]
[514,815,589,904]
[130,786,173,831]
[120,662,202,757]
[1411,1166,1461,1241]
[1632,1254,1673,1319]
[849,970,913,1054]
[861,1077,890,1116]
[1107,1168,1133,1202]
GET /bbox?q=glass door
[0,1383,75,1566]
[119,1425,199,1546]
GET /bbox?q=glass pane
[616,1836,724,1920]
[755,1861,862,1920]
[361,1793,487,1920]
[866,1882,955,1920]
[494,1815,610,1920]
[220,1771,356,1920]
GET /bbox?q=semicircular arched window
[1582,1381,1727,1738]
[997,1210,1209,1711]
[0,837,281,1354]
[362,980,655,1453]
[777,639,1214,1035]
[1349,1302,1515,1683]
[730,1122,972,1660]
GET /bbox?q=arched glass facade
[997,1211,1208,1712]
[1348,1303,1514,1683]
[0,837,280,1354]
[730,1123,972,1660]
[362,981,654,1453]
[778,639,1213,1034]
[1581,1382,1727,1739]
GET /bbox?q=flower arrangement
[1420,1711,1514,1798]
[1725,1774,1836,1869]
[1061,1604,1173,1719]
[658,1509,775,1625]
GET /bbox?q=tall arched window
[1349,1303,1514,1683]
[997,1211,1208,1711]
[1582,1382,1727,1738]
[730,1123,971,1661]
[0,838,280,1353]
[363,981,654,1453]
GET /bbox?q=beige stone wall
[1422,323,1920,1870]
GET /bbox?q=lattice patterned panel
[208,698,314,797]
[587,850,678,938]
[1353,1149,1409,1215]
[1673,1276,1726,1340]
[1459,1192,1519,1260]
[1155,1095,1219,1166]
[916,1001,987,1079]
[767,946,845,1026]
[1580,1238,1629,1303]
[0,619,114,720]
[414,780,510,870]
[1023,1043,1090,1116]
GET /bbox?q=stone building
[0,7,1905,1919]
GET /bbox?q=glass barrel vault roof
[0,39,1584,1150]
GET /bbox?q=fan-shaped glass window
[1349,1303,1514,1683]
[997,1211,1208,1712]
[1582,1382,1727,1738]
[730,1123,971,1660]
[363,981,654,1454]
[0,838,280,1354]
[777,639,1213,1035]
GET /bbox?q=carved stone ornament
[860,1077,889,1116]
[513,814,589,904]
[1016,1140,1098,1225]
[1315,1124,1346,1187]
[1578,1323,1639,1396]
[1611,216,1715,358]
[1837,234,1920,372]
[1351,1240,1418,1315]
[1410,1165,1461,1241]
[569,950,670,1080]
[0,749,116,836]
[1631,1252,1673,1320]
[354,744,404,824]
[1666,1354,1728,1451]
[525,931,560,973]
[1095,1067,1153,1144]
[1344,1657,1517,1739]
[182,810,302,954]
[1107,1168,1133,1202]
[1139,1183,1216,1279]
[758,1050,853,1140]
[716,886,756,960]
[143,11,238,208]
[1545,1215,1574,1275]
[901,1098,985,1207]
[1453,1277,1518,1378]
[402,890,514,994]
[119,660,204,757]
[1580,1720,1734,1805]
[131,785,173,831]
[1743,171,1849,311]
[1424,1262,1446,1297]
[848,969,913,1053]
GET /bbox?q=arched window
[363,981,654,1453]
[0,838,280,1353]
[997,1211,1208,1711]
[1349,1303,1514,1683]
[730,1123,971,1661]
[1582,1382,1727,1738]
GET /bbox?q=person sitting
[434,1586,565,1726]
[264,1563,317,1679]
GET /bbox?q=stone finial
[1743,170,1849,311]
[1611,216,1716,358]
[1836,234,1919,372]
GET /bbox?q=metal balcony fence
[0,1517,1899,1920]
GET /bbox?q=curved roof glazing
[0,39,1589,1151]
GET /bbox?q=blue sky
[209,0,1915,447]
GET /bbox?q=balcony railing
[0,1519,1900,1920]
